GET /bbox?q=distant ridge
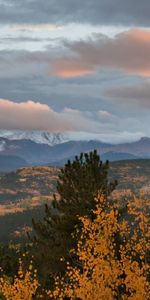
[0,155,27,172]
[0,130,150,171]
[0,130,145,146]
[139,137,150,141]
[101,151,138,161]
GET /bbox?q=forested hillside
[0,151,149,299]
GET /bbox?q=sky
[0,0,150,143]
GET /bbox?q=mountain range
[0,130,150,172]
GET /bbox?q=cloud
[0,98,110,133]
[51,28,150,78]
[1,0,150,26]
[105,80,150,108]
[0,2,150,144]
[0,98,148,143]
[63,131,144,144]
[10,24,62,32]
[51,59,94,78]
[0,99,70,131]
[2,28,150,88]
[98,110,112,118]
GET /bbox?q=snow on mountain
[0,130,117,146]
[0,130,146,147]
[0,130,105,147]
[0,130,68,146]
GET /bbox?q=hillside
[110,159,150,189]
[0,166,58,205]
[0,160,150,242]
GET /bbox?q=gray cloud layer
[105,81,150,108]
[1,1,150,142]
[1,0,150,26]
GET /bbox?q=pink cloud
[0,99,70,131]
[51,28,150,78]
[0,99,147,143]
[0,99,103,133]
[51,59,94,78]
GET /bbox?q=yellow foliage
[49,196,150,300]
[0,196,149,300]
[0,260,40,300]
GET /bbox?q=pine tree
[55,150,117,215]
[31,150,117,287]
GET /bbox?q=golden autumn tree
[0,259,40,300]
[0,196,149,300]
[48,195,150,300]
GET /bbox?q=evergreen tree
[31,150,117,287]
[55,150,117,214]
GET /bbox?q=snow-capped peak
[0,130,144,146]
[0,130,68,146]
